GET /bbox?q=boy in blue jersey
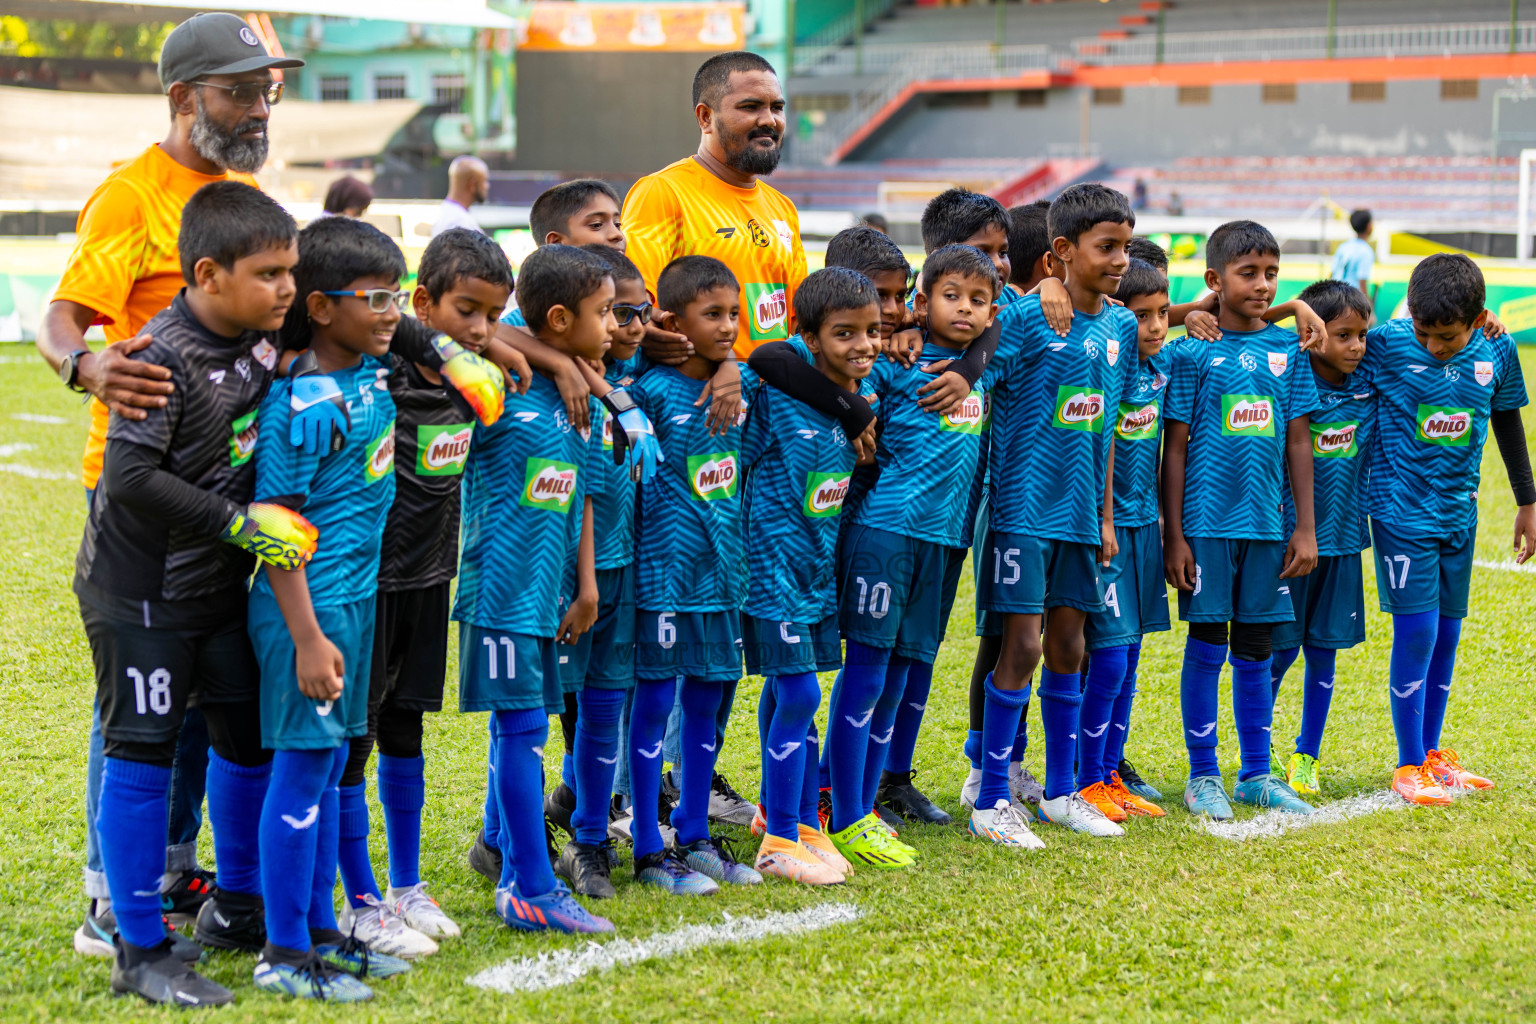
[1357,254,1534,804]
[250,217,426,1000]
[1267,280,1375,797]
[744,267,881,885]
[826,243,999,867]
[1076,259,1172,823]
[1163,220,1320,821]
[972,183,1138,848]
[628,255,763,892]
[80,183,313,1007]
[454,244,614,934]
[331,229,513,956]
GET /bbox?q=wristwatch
[59,349,90,393]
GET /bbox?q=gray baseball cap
[158,13,304,92]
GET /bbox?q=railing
[1074,20,1536,65]
[795,40,1056,78]
[791,0,900,75]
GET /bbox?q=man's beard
[190,95,269,174]
[719,120,782,177]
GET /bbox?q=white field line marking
[0,443,36,457]
[1202,789,1408,841]
[0,463,71,481]
[10,413,67,425]
[467,902,862,995]
[1474,559,1536,574]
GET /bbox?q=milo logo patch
[229,410,258,467]
[802,471,851,518]
[940,392,986,435]
[1417,404,1472,446]
[416,422,472,476]
[520,457,578,511]
[687,451,739,501]
[1311,421,1359,458]
[1115,401,1159,440]
[1221,394,1276,436]
[364,419,396,483]
[745,282,789,342]
[1053,386,1105,432]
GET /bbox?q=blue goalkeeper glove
[601,387,663,484]
[288,350,349,454]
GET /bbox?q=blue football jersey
[592,356,643,570]
[1279,365,1376,555]
[982,295,1139,545]
[1111,348,1172,528]
[742,381,869,623]
[253,357,396,607]
[453,372,605,636]
[631,364,760,612]
[850,338,990,548]
[1164,324,1320,541]
[1358,317,1529,536]
[499,306,526,328]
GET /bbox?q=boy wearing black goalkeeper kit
[75,181,316,1007]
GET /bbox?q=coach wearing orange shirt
[624,51,808,359]
[33,13,302,958]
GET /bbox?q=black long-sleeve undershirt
[99,439,240,539]
[1491,408,1535,506]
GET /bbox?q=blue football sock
[337,782,379,908]
[963,728,982,770]
[492,708,555,897]
[1013,692,1031,762]
[826,642,889,832]
[98,757,172,949]
[1422,615,1462,754]
[800,723,822,830]
[1389,610,1438,767]
[714,677,738,756]
[1293,647,1338,760]
[757,679,775,782]
[861,657,910,812]
[1230,652,1275,782]
[1038,667,1084,799]
[481,717,501,849]
[260,748,332,953]
[763,673,819,840]
[1180,636,1228,779]
[1270,645,1301,702]
[561,753,575,793]
[1104,642,1141,778]
[671,678,725,847]
[205,751,267,897]
[376,754,425,890]
[572,687,625,846]
[1076,646,1129,789]
[627,678,674,860]
[817,668,842,791]
[308,747,346,934]
[884,656,933,776]
[976,675,1028,807]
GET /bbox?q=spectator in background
[1331,208,1375,296]
[430,155,488,237]
[860,212,889,234]
[1132,178,1147,211]
[1166,190,1184,216]
[321,174,373,218]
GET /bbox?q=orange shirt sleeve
[622,173,682,303]
[784,204,808,338]
[52,177,147,330]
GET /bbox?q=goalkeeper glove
[601,387,663,484]
[288,350,350,455]
[222,503,319,570]
[432,334,505,426]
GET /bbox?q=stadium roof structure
[4,0,516,28]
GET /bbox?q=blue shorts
[558,565,637,692]
[635,609,742,683]
[743,613,841,676]
[458,625,562,714]
[1086,522,1171,650]
[1177,536,1290,624]
[837,523,948,663]
[1271,551,1367,650]
[977,530,1105,616]
[251,592,375,751]
[1370,519,1474,618]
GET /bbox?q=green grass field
[2,348,1534,1023]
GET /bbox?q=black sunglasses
[612,301,653,327]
